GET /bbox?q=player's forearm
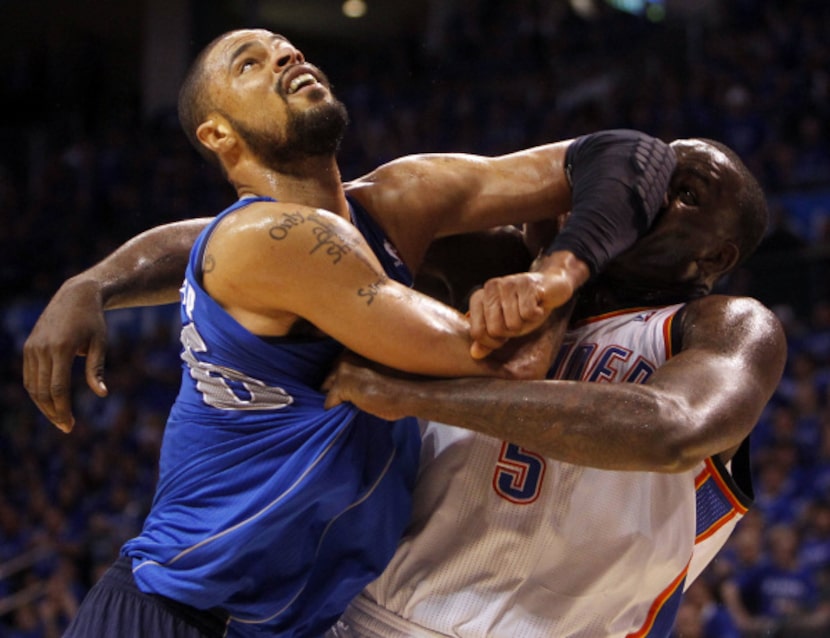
[355,294,537,380]
[378,376,709,472]
[74,219,209,309]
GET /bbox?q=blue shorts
[63,557,229,638]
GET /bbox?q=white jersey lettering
[180,322,293,410]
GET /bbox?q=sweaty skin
[323,294,786,471]
[323,138,787,473]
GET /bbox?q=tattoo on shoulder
[357,277,386,305]
[203,253,216,273]
[269,211,306,241]
[264,210,392,307]
[307,213,352,264]
[267,210,353,265]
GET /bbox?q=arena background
[1,1,828,636]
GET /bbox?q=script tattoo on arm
[268,211,306,240]
[267,209,385,305]
[357,277,386,305]
[307,213,352,264]
[267,210,353,265]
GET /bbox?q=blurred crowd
[1,0,829,636]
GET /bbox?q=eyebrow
[681,166,713,184]
[228,41,258,71]
[227,34,290,72]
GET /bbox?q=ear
[700,240,740,279]
[196,115,236,156]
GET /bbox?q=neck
[574,274,706,320]
[231,154,349,218]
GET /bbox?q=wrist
[547,130,676,276]
[532,250,590,309]
[62,272,107,307]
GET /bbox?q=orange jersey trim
[626,560,690,638]
[693,458,748,544]
[572,306,658,327]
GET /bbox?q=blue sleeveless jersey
[122,196,421,637]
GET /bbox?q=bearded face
[227,93,349,173]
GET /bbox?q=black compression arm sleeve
[546,129,676,275]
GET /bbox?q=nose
[274,41,305,71]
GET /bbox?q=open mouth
[286,72,319,95]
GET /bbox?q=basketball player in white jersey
[322,138,787,637]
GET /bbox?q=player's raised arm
[350,130,677,356]
[350,130,673,262]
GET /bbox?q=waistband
[109,556,230,637]
[334,593,449,638]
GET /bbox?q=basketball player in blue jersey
[321,138,788,637]
[22,29,677,638]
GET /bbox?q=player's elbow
[646,402,731,473]
[653,435,710,473]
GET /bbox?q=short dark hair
[699,138,769,266]
[177,34,227,168]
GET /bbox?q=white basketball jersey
[330,305,752,638]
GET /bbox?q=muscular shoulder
[202,199,366,334]
[207,199,352,262]
[346,153,476,206]
[345,153,483,268]
[663,295,787,465]
[680,295,787,368]
[213,199,317,236]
